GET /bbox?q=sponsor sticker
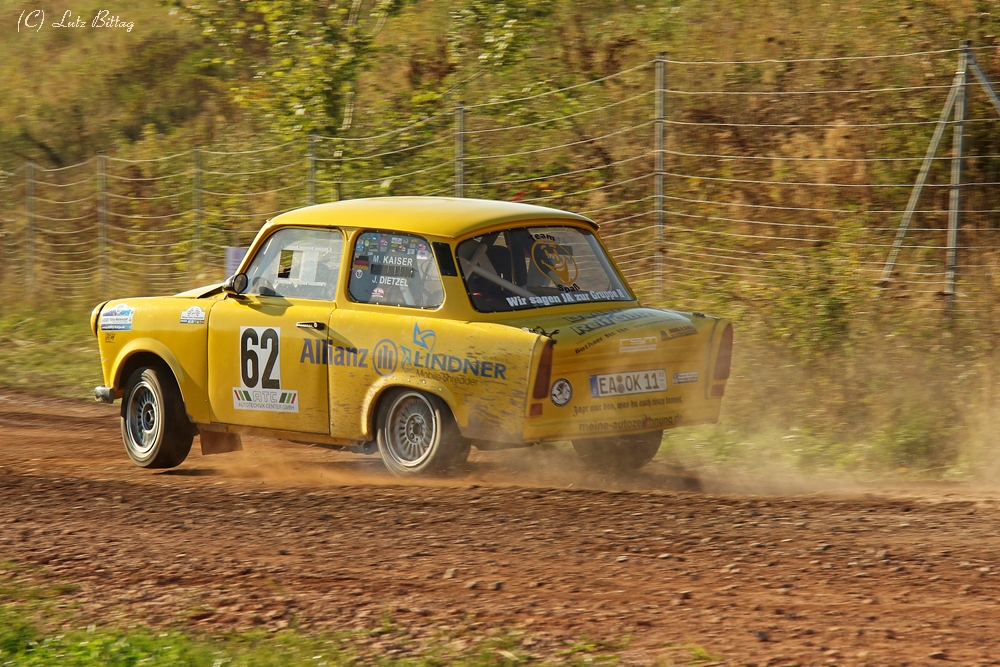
[100,303,134,331]
[619,336,657,353]
[233,388,299,412]
[371,287,385,300]
[233,326,299,413]
[589,369,667,398]
[673,371,699,384]
[660,325,697,340]
[179,305,206,325]
[550,378,573,407]
[372,339,399,377]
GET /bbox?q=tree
[176,0,406,139]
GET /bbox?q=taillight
[714,324,733,381]
[532,341,554,399]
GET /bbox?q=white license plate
[589,369,667,398]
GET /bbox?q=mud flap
[199,431,243,455]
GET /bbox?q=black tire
[120,365,194,469]
[573,430,663,471]
[376,389,464,476]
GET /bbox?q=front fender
[110,338,210,424]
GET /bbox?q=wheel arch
[361,379,462,441]
[112,341,188,416]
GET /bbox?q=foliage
[175,0,408,139]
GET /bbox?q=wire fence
[2,44,999,333]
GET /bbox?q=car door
[207,227,344,434]
[326,230,448,441]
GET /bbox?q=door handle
[296,321,326,330]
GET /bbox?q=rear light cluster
[532,341,554,400]
[714,324,733,381]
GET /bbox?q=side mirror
[223,273,249,296]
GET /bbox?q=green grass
[0,585,610,667]
[0,308,101,398]
[0,568,740,667]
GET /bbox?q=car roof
[267,196,597,239]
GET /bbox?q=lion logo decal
[531,240,578,286]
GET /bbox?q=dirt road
[2,391,1000,665]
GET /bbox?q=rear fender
[360,377,462,441]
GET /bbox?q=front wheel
[573,430,663,471]
[120,366,193,469]
[376,389,464,476]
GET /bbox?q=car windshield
[243,227,343,301]
[456,226,632,312]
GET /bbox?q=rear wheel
[376,389,465,476]
[573,430,662,471]
[120,366,193,469]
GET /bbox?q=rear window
[456,226,632,312]
[348,231,444,309]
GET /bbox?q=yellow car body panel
[513,308,727,441]
[97,296,217,424]
[93,197,731,451]
[322,309,539,443]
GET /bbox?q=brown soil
[2,390,1000,666]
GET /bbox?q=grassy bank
[0,308,101,398]
[0,572,642,667]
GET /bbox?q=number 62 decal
[240,326,281,389]
[233,327,299,413]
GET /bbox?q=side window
[348,231,444,309]
[243,228,344,301]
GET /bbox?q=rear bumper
[523,399,722,442]
[94,386,115,403]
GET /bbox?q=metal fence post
[655,53,666,301]
[455,103,465,198]
[193,147,202,271]
[97,152,108,297]
[945,42,969,312]
[25,161,34,293]
[307,133,316,205]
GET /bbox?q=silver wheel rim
[126,379,160,457]
[384,392,437,468]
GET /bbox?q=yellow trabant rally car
[91,197,733,476]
